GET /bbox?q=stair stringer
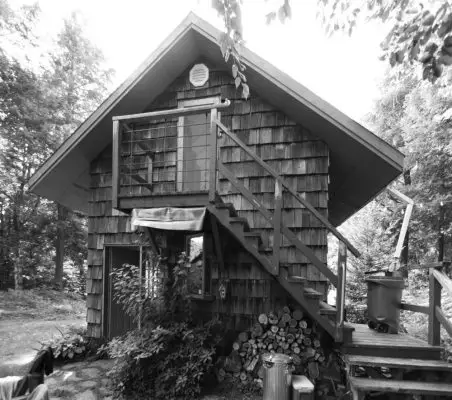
[207,204,337,338]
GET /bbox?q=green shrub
[102,251,222,400]
[48,327,106,363]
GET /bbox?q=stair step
[303,287,323,299]
[287,276,306,284]
[346,355,452,371]
[258,246,272,255]
[319,301,337,315]
[243,232,262,247]
[214,202,237,217]
[349,376,452,396]
[229,217,250,233]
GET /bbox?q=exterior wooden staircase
[207,119,360,343]
[207,201,352,341]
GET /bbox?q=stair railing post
[208,109,218,203]
[273,180,283,275]
[336,240,347,342]
[428,265,442,346]
[112,120,121,209]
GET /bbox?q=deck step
[342,323,443,360]
[346,355,452,371]
[349,376,452,396]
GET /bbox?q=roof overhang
[28,12,403,226]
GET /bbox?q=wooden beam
[432,268,452,298]
[214,119,360,258]
[113,100,231,123]
[387,187,414,205]
[406,261,448,270]
[429,268,442,346]
[208,108,218,202]
[112,120,120,209]
[435,306,452,338]
[272,180,282,275]
[119,192,209,209]
[399,302,429,314]
[210,214,224,271]
[336,241,347,341]
[393,203,413,261]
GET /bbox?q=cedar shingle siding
[86,64,329,338]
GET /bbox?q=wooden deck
[342,323,443,360]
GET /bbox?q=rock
[75,389,98,400]
[89,360,114,370]
[79,380,98,389]
[81,368,101,379]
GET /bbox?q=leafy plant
[47,327,105,363]
[103,251,222,400]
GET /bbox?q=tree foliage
[214,0,452,98]
[0,2,112,290]
[317,0,452,82]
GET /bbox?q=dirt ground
[0,289,85,377]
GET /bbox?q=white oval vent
[189,64,209,87]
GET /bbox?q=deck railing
[398,260,452,345]
[111,101,231,208]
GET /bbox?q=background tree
[0,2,113,290]
[44,12,113,288]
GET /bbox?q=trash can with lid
[262,353,293,400]
[366,275,405,334]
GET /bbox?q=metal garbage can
[366,275,405,334]
[262,353,293,400]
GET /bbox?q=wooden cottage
[29,13,452,398]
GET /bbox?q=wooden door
[104,246,140,339]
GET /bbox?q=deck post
[112,120,121,209]
[273,180,283,275]
[208,109,218,203]
[336,241,347,342]
[428,266,441,346]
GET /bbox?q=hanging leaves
[317,0,452,82]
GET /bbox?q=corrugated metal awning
[131,207,206,231]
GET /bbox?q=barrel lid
[262,352,292,364]
[366,275,405,288]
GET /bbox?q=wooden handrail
[113,99,231,122]
[399,302,429,314]
[435,306,452,337]
[218,160,338,286]
[432,268,452,298]
[214,118,360,258]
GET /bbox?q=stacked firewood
[216,307,331,389]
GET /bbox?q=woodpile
[215,307,346,396]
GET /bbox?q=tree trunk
[54,203,67,289]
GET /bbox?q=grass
[0,288,85,320]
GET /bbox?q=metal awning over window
[131,207,206,231]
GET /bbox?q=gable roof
[28,12,403,226]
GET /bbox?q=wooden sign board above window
[189,64,209,87]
